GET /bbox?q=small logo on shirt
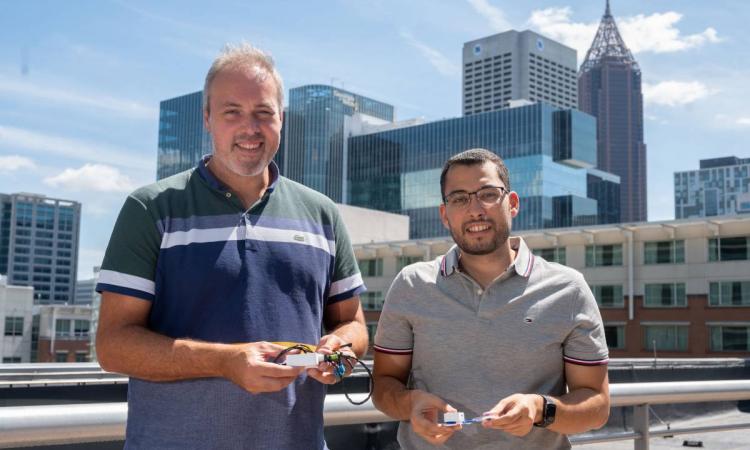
[293,234,305,242]
[524,317,533,323]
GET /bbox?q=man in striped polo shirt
[372,149,610,449]
[96,43,367,449]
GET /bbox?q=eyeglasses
[444,186,508,210]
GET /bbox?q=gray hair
[203,42,284,113]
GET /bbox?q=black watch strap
[534,394,556,428]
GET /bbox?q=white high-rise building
[463,30,578,115]
[0,275,34,363]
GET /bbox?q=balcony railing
[0,380,749,449]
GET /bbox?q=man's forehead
[209,68,280,104]
[444,162,503,189]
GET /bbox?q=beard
[448,219,511,256]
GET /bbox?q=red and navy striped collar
[197,154,280,193]
[440,236,535,278]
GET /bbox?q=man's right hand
[409,390,460,445]
[222,341,304,394]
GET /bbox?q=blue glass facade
[157,92,211,180]
[587,169,621,224]
[286,85,394,202]
[348,103,613,238]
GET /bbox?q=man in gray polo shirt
[372,148,610,449]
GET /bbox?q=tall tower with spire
[578,0,647,222]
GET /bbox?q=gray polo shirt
[374,237,608,450]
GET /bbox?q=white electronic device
[284,353,324,367]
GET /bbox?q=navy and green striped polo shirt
[96,156,364,449]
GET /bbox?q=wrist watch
[534,394,557,428]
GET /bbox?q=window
[709,236,749,262]
[396,256,423,271]
[55,352,68,363]
[55,319,71,337]
[361,291,384,311]
[533,247,566,265]
[710,325,750,351]
[644,240,685,264]
[366,321,378,345]
[591,285,624,308]
[644,283,686,307]
[358,258,383,277]
[585,245,622,267]
[4,317,24,336]
[75,352,89,363]
[643,325,688,351]
[2,357,22,363]
[604,325,625,350]
[74,320,90,337]
[709,281,750,306]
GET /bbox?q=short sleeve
[327,209,366,304]
[563,274,609,366]
[373,270,414,355]
[95,195,161,301]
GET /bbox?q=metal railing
[1,380,749,449]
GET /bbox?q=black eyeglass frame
[443,185,509,209]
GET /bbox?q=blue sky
[1,0,748,280]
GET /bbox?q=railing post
[633,404,650,450]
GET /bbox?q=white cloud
[0,75,157,120]
[400,32,460,77]
[0,155,36,172]
[466,0,512,32]
[0,125,153,171]
[737,117,750,126]
[526,8,721,61]
[642,81,714,107]
[43,164,136,193]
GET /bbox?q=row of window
[537,237,749,267]
[55,319,90,338]
[594,281,749,308]
[358,237,749,277]
[358,255,424,277]
[605,324,750,352]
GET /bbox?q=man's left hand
[481,393,541,437]
[306,334,354,384]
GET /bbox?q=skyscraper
[463,30,578,115]
[285,85,394,202]
[674,156,750,218]
[0,193,81,304]
[578,0,647,222]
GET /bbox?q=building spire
[579,0,639,73]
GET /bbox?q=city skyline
[1,0,748,279]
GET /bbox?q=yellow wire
[271,341,317,351]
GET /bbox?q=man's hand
[221,341,304,394]
[409,390,460,445]
[306,334,354,384]
[481,393,541,437]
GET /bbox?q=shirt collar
[197,155,280,193]
[440,236,535,278]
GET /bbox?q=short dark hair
[440,148,510,200]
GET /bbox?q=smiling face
[439,161,519,256]
[203,67,283,184]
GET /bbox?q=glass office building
[348,102,613,238]
[675,156,750,218]
[0,193,81,304]
[157,92,211,180]
[578,2,647,222]
[285,85,394,202]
